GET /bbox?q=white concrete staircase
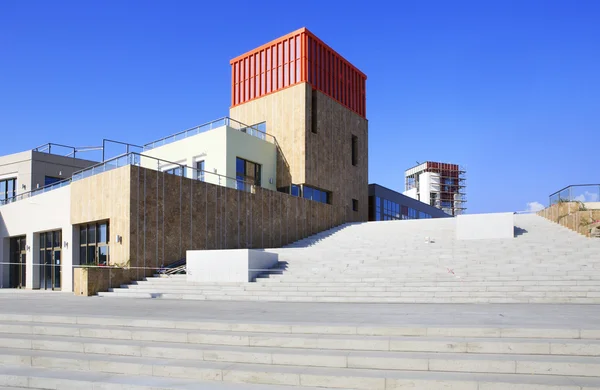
[100,214,600,303]
[0,313,599,389]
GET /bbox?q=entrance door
[9,236,26,288]
[39,231,61,290]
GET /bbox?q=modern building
[368,184,450,221]
[229,27,368,222]
[404,161,466,216]
[0,28,368,294]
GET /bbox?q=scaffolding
[405,161,467,216]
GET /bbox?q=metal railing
[0,178,72,206]
[71,152,255,192]
[143,117,275,151]
[549,184,600,206]
[33,143,102,160]
[1,152,256,207]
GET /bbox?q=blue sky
[1,0,599,213]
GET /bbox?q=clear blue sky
[1,0,598,213]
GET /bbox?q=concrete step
[1,314,597,339]
[1,327,600,356]
[0,364,328,390]
[1,348,600,389]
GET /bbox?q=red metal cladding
[230,28,367,118]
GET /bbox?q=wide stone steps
[101,215,600,304]
[0,314,599,389]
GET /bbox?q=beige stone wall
[70,167,131,265]
[230,83,369,223]
[230,84,306,188]
[537,202,600,237]
[129,165,344,270]
[307,89,369,222]
[71,165,346,295]
[73,267,138,296]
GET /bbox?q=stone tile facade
[70,165,345,293]
[230,82,368,223]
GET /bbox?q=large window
[375,197,381,220]
[79,222,109,266]
[0,178,17,203]
[303,185,330,204]
[236,157,261,190]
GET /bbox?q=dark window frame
[351,135,358,166]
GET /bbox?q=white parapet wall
[186,249,279,283]
[456,212,514,240]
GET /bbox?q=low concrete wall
[73,267,138,296]
[456,213,514,240]
[186,249,279,283]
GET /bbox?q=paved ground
[1,291,600,328]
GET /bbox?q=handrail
[0,177,72,206]
[142,117,276,151]
[1,151,257,207]
[549,184,600,205]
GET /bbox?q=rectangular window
[302,185,330,204]
[351,135,358,166]
[164,166,183,176]
[236,157,261,191]
[352,199,358,212]
[79,221,110,266]
[196,160,205,182]
[44,176,62,186]
[311,93,318,133]
[0,178,17,203]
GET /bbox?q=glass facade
[372,196,434,221]
[0,178,17,203]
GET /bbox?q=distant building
[404,161,466,216]
[368,184,450,221]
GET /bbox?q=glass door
[39,230,61,290]
[9,236,26,289]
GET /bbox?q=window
[302,185,330,204]
[164,166,183,176]
[291,184,300,197]
[352,199,358,212]
[44,176,62,186]
[351,135,358,166]
[419,211,431,219]
[311,94,318,133]
[382,198,401,220]
[236,157,261,191]
[79,221,109,266]
[375,196,381,221]
[0,178,17,203]
[196,161,205,182]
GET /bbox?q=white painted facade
[0,186,74,290]
[142,125,277,191]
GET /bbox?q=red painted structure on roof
[230,28,367,118]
